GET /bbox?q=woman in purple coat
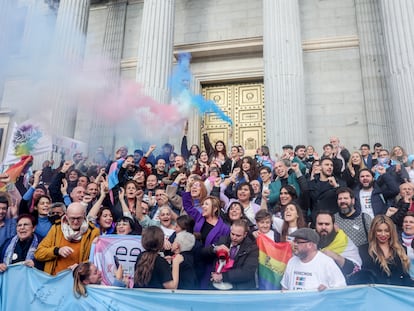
[182,189,230,288]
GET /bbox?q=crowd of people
[1,126,414,297]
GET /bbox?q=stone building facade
[0,0,412,160]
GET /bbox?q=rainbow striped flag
[257,234,292,290]
[0,155,33,191]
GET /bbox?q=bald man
[35,202,99,275]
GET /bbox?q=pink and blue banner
[1,264,414,310]
[90,235,144,286]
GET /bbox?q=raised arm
[182,191,203,223]
[95,167,107,185]
[166,173,186,211]
[181,121,190,159]
[139,145,156,176]
[202,127,214,158]
[134,189,145,221]
[87,182,107,221]
[49,161,73,202]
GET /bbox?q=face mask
[379,157,389,165]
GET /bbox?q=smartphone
[114,255,120,269]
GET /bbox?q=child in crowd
[252,210,280,242]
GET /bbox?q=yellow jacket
[34,220,100,275]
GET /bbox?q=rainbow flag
[257,234,292,290]
[0,155,33,191]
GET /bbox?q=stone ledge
[120,35,360,68]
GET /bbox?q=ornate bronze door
[201,82,265,156]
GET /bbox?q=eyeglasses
[17,223,33,228]
[68,216,84,222]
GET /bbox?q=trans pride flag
[257,234,292,290]
[90,235,144,286]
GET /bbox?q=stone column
[263,0,306,154]
[0,2,14,52]
[135,0,175,138]
[0,1,16,103]
[74,0,127,154]
[50,0,90,138]
[379,0,414,151]
[354,0,395,148]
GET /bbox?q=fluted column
[135,0,175,135]
[75,0,127,154]
[379,0,414,151]
[0,2,14,51]
[354,0,394,148]
[0,1,16,103]
[50,0,90,138]
[263,0,306,154]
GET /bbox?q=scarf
[61,215,89,242]
[401,232,414,248]
[4,234,39,264]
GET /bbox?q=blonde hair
[347,151,366,171]
[73,262,92,298]
[368,215,410,276]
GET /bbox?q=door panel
[202,82,265,156]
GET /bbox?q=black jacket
[350,244,414,287]
[211,235,259,290]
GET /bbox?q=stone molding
[120,35,360,69]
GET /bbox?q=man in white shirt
[280,228,346,291]
[354,168,399,217]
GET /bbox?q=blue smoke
[169,52,233,125]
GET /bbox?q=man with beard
[117,155,139,187]
[292,144,308,175]
[315,211,362,278]
[153,158,168,186]
[334,187,372,249]
[321,144,343,177]
[353,168,399,218]
[168,155,186,175]
[281,228,346,291]
[308,157,346,222]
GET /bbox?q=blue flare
[169,52,233,125]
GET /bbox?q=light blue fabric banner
[1,264,414,311]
